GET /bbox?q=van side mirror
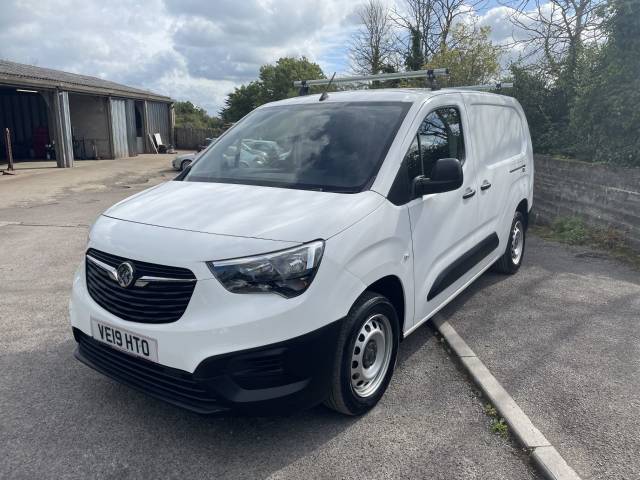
[413,158,463,197]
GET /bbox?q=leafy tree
[504,0,607,97]
[221,57,325,122]
[501,0,609,161]
[220,82,262,123]
[570,0,640,165]
[427,24,500,86]
[405,27,425,71]
[509,65,571,154]
[258,57,325,103]
[174,101,222,129]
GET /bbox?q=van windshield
[184,102,411,193]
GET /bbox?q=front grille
[74,329,223,414]
[85,248,196,324]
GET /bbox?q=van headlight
[207,240,325,298]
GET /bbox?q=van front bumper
[70,219,366,414]
[73,318,342,414]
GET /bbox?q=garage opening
[0,87,52,162]
[68,93,112,160]
[135,100,144,154]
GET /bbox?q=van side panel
[468,103,526,170]
[328,201,415,335]
[464,94,532,260]
[493,99,534,257]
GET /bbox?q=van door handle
[480,180,492,191]
[462,187,476,199]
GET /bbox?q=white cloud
[0,0,560,112]
[477,2,568,68]
[0,0,363,114]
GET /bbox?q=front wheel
[324,291,399,415]
[181,159,192,171]
[493,211,526,274]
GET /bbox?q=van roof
[263,88,511,107]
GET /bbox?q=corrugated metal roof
[0,59,172,102]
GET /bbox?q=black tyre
[324,291,400,415]
[181,159,192,171]
[493,211,526,274]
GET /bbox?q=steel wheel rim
[511,220,524,264]
[350,313,393,398]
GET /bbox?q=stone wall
[533,155,640,249]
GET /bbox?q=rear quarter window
[468,104,525,166]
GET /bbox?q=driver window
[406,107,465,180]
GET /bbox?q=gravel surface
[0,160,541,479]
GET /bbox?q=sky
[0,0,528,115]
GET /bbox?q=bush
[570,0,640,166]
[174,101,222,131]
[510,0,640,166]
[509,66,574,156]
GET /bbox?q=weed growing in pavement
[484,403,509,438]
[484,403,498,417]
[490,418,509,438]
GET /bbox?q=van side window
[405,136,421,180]
[390,106,466,206]
[417,107,465,178]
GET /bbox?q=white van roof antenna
[294,68,449,96]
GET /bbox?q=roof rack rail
[294,68,449,95]
[451,82,514,91]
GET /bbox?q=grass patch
[548,217,589,244]
[532,216,640,269]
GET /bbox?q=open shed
[0,59,174,167]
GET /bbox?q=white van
[70,85,533,415]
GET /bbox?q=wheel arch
[498,174,531,248]
[516,198,529,229]
[364,275,406,339]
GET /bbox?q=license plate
[91,318,158,363]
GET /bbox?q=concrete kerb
[434,318,582,480]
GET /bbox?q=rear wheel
[324,291,399,415]
[493,211,526,274]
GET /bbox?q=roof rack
[293,71,514,97]
[294,68,449,95]
[452,82,514,91]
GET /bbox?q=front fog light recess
[207,240,325,298]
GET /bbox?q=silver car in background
[173,139,277,171]
[171,138,217,171]
[172,152,197,171]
